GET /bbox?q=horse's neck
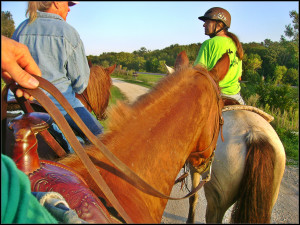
[95,89,215,222]
[63,69,219,222]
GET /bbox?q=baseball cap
[68,1,79,7]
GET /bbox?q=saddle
[7,112,118,223]
[222,96,241,106]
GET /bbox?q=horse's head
[104,64,116,76]
[171,51,229,83]
[170,51,229,168]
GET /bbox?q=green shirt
[1,154,58,224]
[194,36,242,95]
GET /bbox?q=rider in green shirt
[194,7,245,104]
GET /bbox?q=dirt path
[112,78,299,224]
[112,78,149,103]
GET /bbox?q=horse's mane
[105,65,212,135]
[86,65,112,119]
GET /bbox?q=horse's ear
[174,51,189,70]
[105,64,116,76]
[165,64,175,74]
[211,53,230,81]
[88,60,93,68]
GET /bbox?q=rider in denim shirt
[9,2,103,148]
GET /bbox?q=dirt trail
[112,78,299,224]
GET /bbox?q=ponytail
[217,21,244,60]
[26,1,52,23]
[226,31,244,60]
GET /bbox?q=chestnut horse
[166,52,286,223]
[57,53,230,223]
[76,64,115,120]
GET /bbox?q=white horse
[187,109,285,223]
[166,51,286,223]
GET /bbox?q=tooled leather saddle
[6,112,119,223]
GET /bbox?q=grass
[98,85,127,131]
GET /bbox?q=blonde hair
[26,1,53,23]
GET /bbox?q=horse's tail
[231,129,275,223]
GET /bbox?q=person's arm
[66,38,90,94]
[1,35,41,100]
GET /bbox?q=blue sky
[1,1,298,55]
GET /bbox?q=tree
[283,68,298,86]
[243,53,263,82]
[273,65,287,85]
[282,10,299,43]
[1,11,15,38]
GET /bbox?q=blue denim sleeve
[66,38,90,94]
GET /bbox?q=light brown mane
[85,65,112,119]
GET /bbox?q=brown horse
[75,64,115,120]
[57,53,230,223]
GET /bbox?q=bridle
[79,90,101,121]
[187,67,224,173]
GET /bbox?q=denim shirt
[10,12,90,115]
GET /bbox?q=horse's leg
[186,166,201,223]
[204,173,235,223]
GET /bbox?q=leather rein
[2,71,223,223]
[79,90,101,121]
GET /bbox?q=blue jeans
[64,107,104,143]
[48,107,103,152]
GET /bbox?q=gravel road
[112,78,299,224]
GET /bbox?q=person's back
[12,11,89,115]
[9,1,103,146]
[194,36,242,96]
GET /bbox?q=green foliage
[274,128,298,165]
[283,68,298,86]
[273,65,287,85]
[243,81,298,114]
[1,11,15,38]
